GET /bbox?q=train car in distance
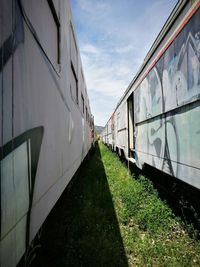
[102,0,200,190]
[0,0,94,266]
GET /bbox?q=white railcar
[0,0,94,266]
[103,0,200,189]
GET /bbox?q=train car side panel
[134,5,200,188]
[0,1,93,266]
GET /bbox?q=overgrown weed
[100,143,200,266]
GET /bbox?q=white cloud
[114,45,135,54]
[81,43,101,54]
[78,0,110,14]
[81,47,133,98]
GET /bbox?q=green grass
[34,143,200,267]
[100,144,200,266]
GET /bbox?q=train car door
[127,93,135,159]
[111,113,115,149]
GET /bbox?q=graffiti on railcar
[134,8,200,184]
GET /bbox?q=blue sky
[70,0,178,126]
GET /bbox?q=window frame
[47,0,60,65]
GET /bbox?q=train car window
[23,0,60,66]
[186,8,200,97]
[156,56,164,110]
[47,0,60,63]
[86,107,88,120]
[81,94,84,114]
[162,42,176,111]
[174,24,188,106]
[70,62,79,105]
[117,113,120,130]
[134,85,140,124]
[70,23,78,76]
[135,77,149,123]
[174,24,186,57]
[90,117,92,127]
[148,67,162,117]
[155,56,163,79]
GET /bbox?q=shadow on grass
[32,144,128,267]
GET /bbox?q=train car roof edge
[108,0,188,126]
